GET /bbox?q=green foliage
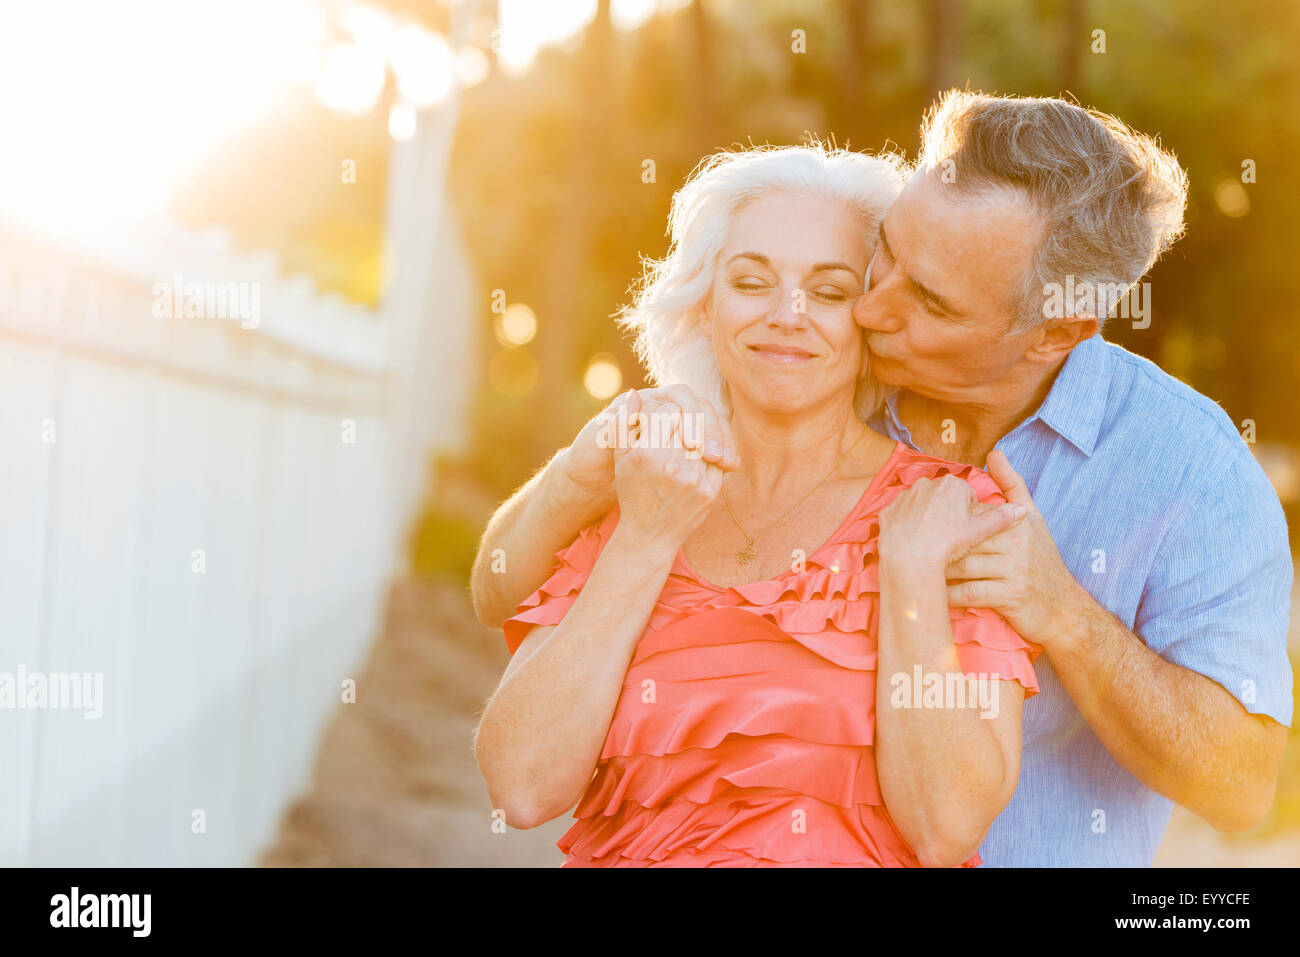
[408,504,482,583]
[447,0,1300,503]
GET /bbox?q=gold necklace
[720,427,869,568]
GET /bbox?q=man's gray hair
[918,90,1189,331]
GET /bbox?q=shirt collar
[1029,333,1110,456]
[881,333,1111,457]
[879,388,915,448]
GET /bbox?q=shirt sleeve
[1134,454,1294,727]
[501,510,618,657]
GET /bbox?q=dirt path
[258,579,569,866]
[260,577,1299,867]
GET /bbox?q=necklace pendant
[735,539,757,566]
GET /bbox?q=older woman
[473,145,1039,867]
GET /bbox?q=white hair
[616,143,909,419]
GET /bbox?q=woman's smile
[746,340,818,364]
[702,191,874,415]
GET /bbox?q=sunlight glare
[0,0,328,244]
[388,102,417,142]
[497,0,597,76]
[388,23,456,108]
[316,42,388,114]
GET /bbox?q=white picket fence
[0,206,471,865]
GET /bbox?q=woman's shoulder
[562,507,622,566]
[884,443,1008,506]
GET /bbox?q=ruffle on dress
[502,444,1041,867]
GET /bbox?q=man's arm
[946,450,1293,832]
[470,386,738,627]
[470,445,613,628]
[1039,585,1286,831]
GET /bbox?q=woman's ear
[698,298,714,339]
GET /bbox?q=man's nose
[852,286,902,333]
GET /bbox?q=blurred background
[0,0,1295,866]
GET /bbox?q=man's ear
[1026,315,1098,364]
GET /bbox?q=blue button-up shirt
[868,333,1294,866]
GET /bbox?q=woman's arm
[470,386,737,627]
[473,427,725,828]
[474,527,679,828]
[874,474,1030,867]
[876,558,1024,867]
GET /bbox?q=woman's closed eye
[809,285,851,303]
[728,278,855,302]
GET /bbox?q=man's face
[851,170,1045,404]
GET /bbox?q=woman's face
[703,191,872,418]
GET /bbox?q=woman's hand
[557,385,738,509]
[611,409,726,552]
[878,474,1027,575]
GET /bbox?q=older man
[851,91,1291,866]
[470,92,1292,867]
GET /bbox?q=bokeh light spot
[496,303,537,346]
[1214,179,1250,218]
[584,352,623,399]
[388,102,416,141]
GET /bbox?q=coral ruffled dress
[502,440,1040,867]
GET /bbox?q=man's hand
[612,412,726,552]
[943,454,1290,835]
[878,473,1027,575]
[556,385,739,510]
[943,449,1088,651]
[471,383,738,628]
